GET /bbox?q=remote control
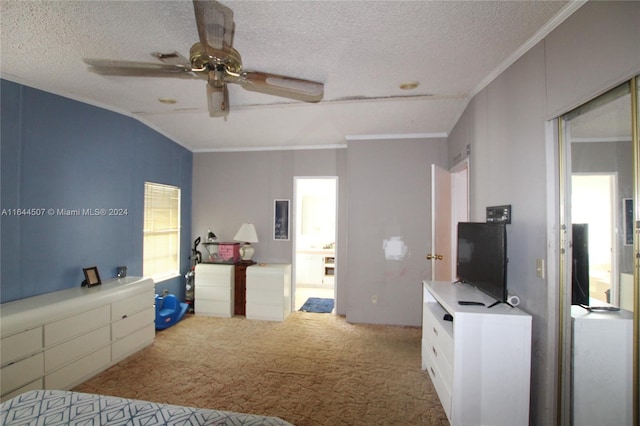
[458,301,485,306]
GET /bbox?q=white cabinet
[571,305,632,425]
[295,254,324,285]
[295,250,335,286]
[194,263,234,317]
[0,276,154,400]
[246,264,291,321]
[422,281,532,425]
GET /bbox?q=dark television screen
[571,223,590,305]
[456,222,508,303]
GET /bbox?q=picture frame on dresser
[82,266,101,287]
[274,199,290,241]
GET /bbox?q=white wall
[193,138,448,326]
[345,138,447,326]
[447,2,640,424]
[192,148,348,313]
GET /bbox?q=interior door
[430,164,453,281]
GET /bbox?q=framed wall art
[274,199,290,241]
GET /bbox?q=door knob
[426,254,443,260]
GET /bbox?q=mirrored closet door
[560,77,638,425]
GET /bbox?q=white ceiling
[1,0,581,152]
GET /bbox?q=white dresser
[571,305,632,425]
[422,281,532,425]
[0,277,155,400]
[246,264,291,321]
[194,263,234,317]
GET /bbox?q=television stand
[422,281,532,425]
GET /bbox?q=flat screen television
[456,222,508,307]
[571,223,590,305]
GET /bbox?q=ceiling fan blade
[207,83,229,117]
[151,51,192,68]
[84,58,197,78]
[240,71,324,102]
[193,0,235,55]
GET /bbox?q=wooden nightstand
[234,260,255,315]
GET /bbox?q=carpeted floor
[73,312,448,425]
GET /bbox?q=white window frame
[143,182,181,283]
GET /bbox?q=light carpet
[74,312,448,425]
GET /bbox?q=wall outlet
[371,295,378,304]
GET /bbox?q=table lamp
[233,223,259,261]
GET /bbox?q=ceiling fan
[84,0,324,117]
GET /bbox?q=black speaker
[117,266,128,278]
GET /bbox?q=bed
[0,390,294,425]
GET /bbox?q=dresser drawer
[422,302,453,361]
[112,323,154,362]
[428,338,453,390]
[195,264,234,284]
[1,352,44,395]
[246,265,290,290]
[196,286,232,301]
[1,378,43,401]
[1,327,42,366]
[195,299,232,317]
[246,286,286,306]
[44,305,111,347]
[423,340,452,420]
[112,308,154,341]
[44,325,110,372]
[45,346,111,390]
[112,291,153,320]
[246,302,288,321]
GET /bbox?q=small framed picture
[82,266,102,287]
[274,199,290,241]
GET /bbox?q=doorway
[571,173,617,305]
[293,177,337,311]
[430,161,469,281]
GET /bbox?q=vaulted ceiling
[0,1,580,151]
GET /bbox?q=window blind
[143,182,181,281]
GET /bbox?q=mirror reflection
[563,81,634,425]
[567,84,632,309]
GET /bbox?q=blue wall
[1,79,192,303]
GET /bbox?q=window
[143,182,181,282]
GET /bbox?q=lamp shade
[233,223,259,243]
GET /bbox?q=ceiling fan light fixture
[399,81,420,90]
[207,83,229,117]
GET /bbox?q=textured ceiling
[0,0,578,152]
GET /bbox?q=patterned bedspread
[1,390,294,425]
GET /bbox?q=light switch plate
[536,258,545,279]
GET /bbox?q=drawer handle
[432,346,437,357]
[430,367,436,377]
[433,327,438,336]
